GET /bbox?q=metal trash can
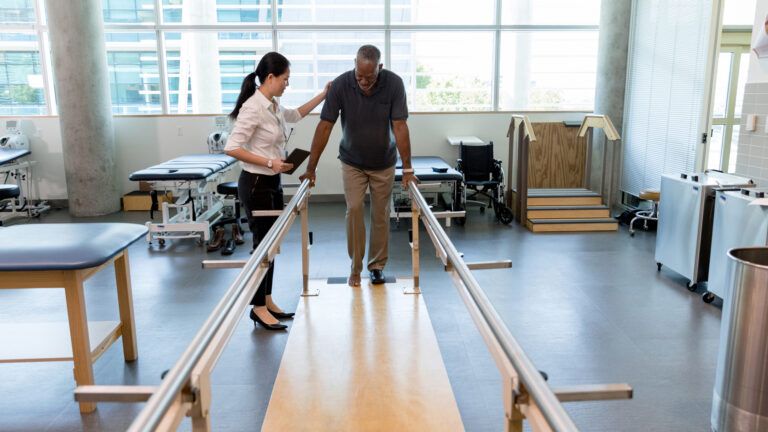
[712,247,768,431]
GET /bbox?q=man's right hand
[299,169,316,187]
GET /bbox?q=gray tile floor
[0,204,721,431]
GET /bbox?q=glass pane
[278,0,383,24]
[729,125,740,173]
[277,31,383,109]
[499,31,598,111]
[712,52,731,118]
[0,0,36,23]
[165,31,272,114]
[0,32,46,115]
[163,0,273,24]
[734,52,750,118]
[502,0,601,25]
[391,0,494,25]
[707,125,724,171]
[391,31,493,112]
[722,0,757,26]
[105,32,161,115]
[103,0,156,24]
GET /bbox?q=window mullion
[155,0,170,114]
[34,0,54,115]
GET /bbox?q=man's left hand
[402,172,419,189]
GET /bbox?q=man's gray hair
[356,45,381,64]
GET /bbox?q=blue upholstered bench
[0,223,147,413]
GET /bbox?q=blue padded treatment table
[129,154,236,181]
[0,223,147,413]
[0,148,30,165]
[395,156,463,182]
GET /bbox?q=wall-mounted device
[0,120,29,150]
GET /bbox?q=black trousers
[238,170,283,307]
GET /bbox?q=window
[501,0,601,25]
[278,31,383,108]
[0,0,601,115]
[499,31,598,111]
[0,33,46,115]
[392,0,494,25]
[393,31,494,111]
[106,32,161,114]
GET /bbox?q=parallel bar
[128,180,311,432]
[409,186,579,432]
[553,384,633,403]
[465,260,513,270]
[201,260,247,269]
[75,385,157,403]
[252,210,283,217]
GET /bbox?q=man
[300,45,417,287]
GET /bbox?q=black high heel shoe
[249,309,287,330]
[268,309,295,319]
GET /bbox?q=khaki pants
[341,162,395,275]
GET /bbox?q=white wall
[5,112,585,200]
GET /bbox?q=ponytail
[229,52,290,120]
[229,71,258,120]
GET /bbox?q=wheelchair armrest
[456,159,463,171]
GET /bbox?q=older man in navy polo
[301,44,417,287]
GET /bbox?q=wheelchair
[455,142,514,225]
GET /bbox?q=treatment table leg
[64,271,96,413]
[115,251,138,361]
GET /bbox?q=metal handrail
[127,180,311,432]
[409,185,579,431]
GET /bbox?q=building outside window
[0,0,601,115]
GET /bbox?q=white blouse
[224,90,302,175]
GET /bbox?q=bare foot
[348,273,361,287]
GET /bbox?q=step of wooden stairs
[525,189,618,233]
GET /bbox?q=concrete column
[591,0,631,207]
[45,0,119,216]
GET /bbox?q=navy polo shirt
[320,69,409,171]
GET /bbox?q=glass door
[707,38,751,172]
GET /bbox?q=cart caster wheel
[656,262,662,272]
[158,238,166,247]
[686,282,697,292]
[702,292,716,303]
[630,231,635,237]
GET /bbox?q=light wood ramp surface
[262,278,464,432]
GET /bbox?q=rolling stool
[208,181,245,254]
[0,184,20,226]
[629,189,660,237]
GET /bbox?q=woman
[224,52,329,330]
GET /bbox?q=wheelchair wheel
[493,201,514,225]
[455,216,466,226]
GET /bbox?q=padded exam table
[392,156,464,225]
[0,223,147,412]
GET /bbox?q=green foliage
[9,84,40,104]
[414,63,490,111]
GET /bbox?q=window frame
[3,0,599,115]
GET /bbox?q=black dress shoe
[249,309,287,330]
[268,308,295,319]
[369,269,386,284]
[221,239,235,256]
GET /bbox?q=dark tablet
[284,148,311,175]
[432,167,448,173]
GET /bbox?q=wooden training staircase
[525,188,617,233]
[508,115,620,234]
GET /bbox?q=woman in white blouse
[225,52,328,330]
